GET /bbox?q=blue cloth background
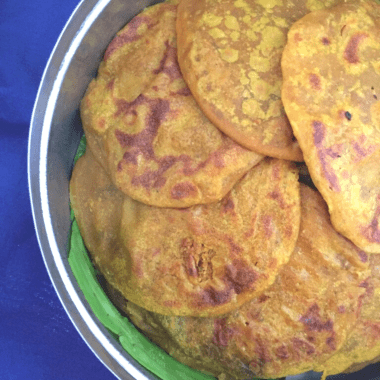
[0,0,115,379]
[2,0,380,379]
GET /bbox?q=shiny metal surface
[28,0,163,379]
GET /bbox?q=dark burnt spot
[307,336,316,343]
[212,318,234,347]
[268,189,286,209]
[115,94,146,118]
[171,87,192,97]
[362,195,380,243]
[200,286,231,306]
[344,33,368,64]
[275,345,289,360]
[312,121,341,192]
[222,197,235,214]
[358,250,368,263]
[364,321,380,339]
[104,15,152,61]
[153,40,182,81]
[258,294,270,303]
[345,111,352,121]
[224,259,258,295]
[299,304,334,332]
[326,335,336,350]
[340,25,346,36]
[309,73,321,90]
[292,338,315,355]
[226,236,243,255]
[313,121,325,145]
[322,37,330,45]
[171,181,197,200]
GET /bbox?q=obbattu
[80,0,262,208]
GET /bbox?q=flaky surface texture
[175,0,343,161]
[282,0,380,253]
[109,186,370,379]
[80,1,262,208]
[70,150,300,317]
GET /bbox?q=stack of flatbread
[70,0,380,378]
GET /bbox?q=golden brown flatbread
[110,185,370,379]
[175,0,343,161]
[70,150,300,317]
[282,0,380,253]
[80,0,262,208]
[314,254,380,378]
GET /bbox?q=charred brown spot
[258,294,270,303]
[312,121,341,192]
[275,345,289,360]
[309,73,321,90]
[171,181,197,199]
[224,259,258,295]
[362,195,380,243]
[104,15,152,61]
[292,338,315,355]
[358,250,368,263]
[268,189,286,209]
[226,236,243,255]
[344,33,368,64]
[222,197,235,214]
[322,37,330,45]
[172,87,192,96]
[199,286,231,306]
[299,304,334,332]
[153,40,183,81]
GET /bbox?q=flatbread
[314,254,380,378]
[282,0,380,253]
[70,150,300,317]
[175,0,342,161]
[109,185,370,379]
[80,0,262,208]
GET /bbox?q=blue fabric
[0,1,114,379]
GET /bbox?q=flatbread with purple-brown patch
[80,0,262,208]
[314,253,380,378]
[70,151,301,317]
[282,0,380,253]
[108,185,370,379]
[175,0,342,161]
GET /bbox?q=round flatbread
[109,185,370,379]
[175,0,342,161]
[282,0,380,253]
[70,150,300,317]
[80,0,262,208]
